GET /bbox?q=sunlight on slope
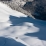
[0,2,27,22]
[20,35,45,46]
[0,2,46,46]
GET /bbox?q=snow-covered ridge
[0,2,46,46]
[0,2,27,22]
[1,0,46,20]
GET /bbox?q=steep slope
[1,0,46,20]
[0,2,46,46]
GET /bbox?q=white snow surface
[0,2,46,46]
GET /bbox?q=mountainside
[0,2,46,46]
[1,0,46,20]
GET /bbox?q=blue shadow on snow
[9,15,46,40]
[0,37,25,46]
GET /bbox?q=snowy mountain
[0,2,46,46]
[1,0,46,20]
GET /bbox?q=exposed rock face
[23,0,46,20]
[0,0,46,20]
[1,0,33,18]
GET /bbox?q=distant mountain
[1,0,46,20]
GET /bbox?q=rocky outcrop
[1,0,33,18]
[23,0,46,20]
[0,0,46,20]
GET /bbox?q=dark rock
[23,0,46,20]
[0,0,46,20]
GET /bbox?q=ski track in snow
[0,2,46,46]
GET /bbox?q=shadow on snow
[0,37,25,46]
[9,15,46,40]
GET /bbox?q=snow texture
[0,2,46,46]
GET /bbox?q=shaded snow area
[0,2,46,46]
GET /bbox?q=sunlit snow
[0,2,46,46]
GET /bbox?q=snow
[0,2,46,46]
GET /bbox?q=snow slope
[0,2,46,46]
